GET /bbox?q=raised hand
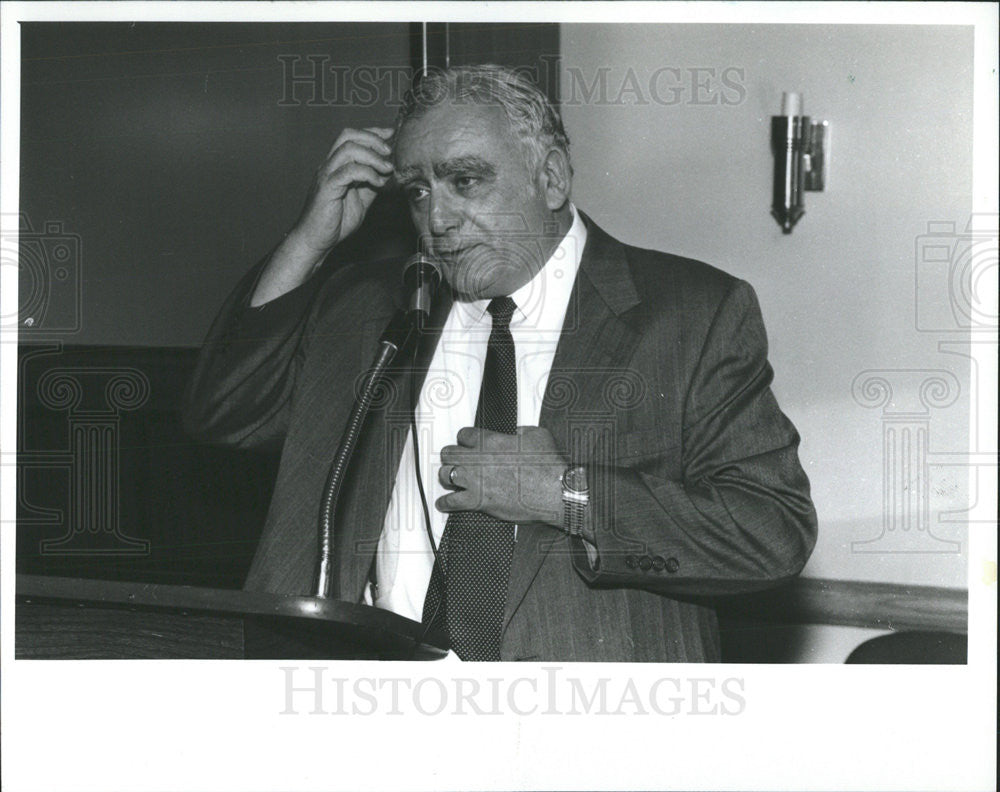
[291,126,395,256]
[250,126,395,307]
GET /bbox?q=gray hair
[395,64,572,177]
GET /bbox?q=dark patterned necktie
[422,296,518,660]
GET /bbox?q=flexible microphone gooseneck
[313,253,442,599]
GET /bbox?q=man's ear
[538,148,572,210]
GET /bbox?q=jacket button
[652,555,666,571]
[665,557,680,573]
[639,555,653,571]
[625,554,639,569]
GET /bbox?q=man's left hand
[437,426,567,526]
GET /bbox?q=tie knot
[487,296,517,328]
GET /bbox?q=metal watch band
[562,494,588,537]
[561,465,589,537]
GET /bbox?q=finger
[480,429,511,452]
[456,426,485,447]
[324,141,394,177]
[438,464,458,489]
[468,428,513,453]
[324,162,391,196]
[435,491,464,513]
[325,131,392,165]
[327,128,393,158]
[366,126,396,140]
[438,445,467,466]
[515,425,554,451]
[436,487,485,513]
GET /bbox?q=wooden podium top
[16,574,448,660]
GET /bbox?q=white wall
[560,24,975,601]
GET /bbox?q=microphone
[316,251,444,600]
[378,253,443,350]
[402,253,442,321]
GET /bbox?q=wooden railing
[714,577,967,633]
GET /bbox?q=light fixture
[771,92,829,233]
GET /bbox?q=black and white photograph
[1,3,996,791]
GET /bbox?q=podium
[15,574,448,660]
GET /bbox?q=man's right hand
[250,126,395,307]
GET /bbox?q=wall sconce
[771,92,829,233]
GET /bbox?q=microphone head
[402,253,442,291]
[403,253,442,319]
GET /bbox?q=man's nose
[428,192,460,236]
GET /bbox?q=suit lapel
[503,213,642,631]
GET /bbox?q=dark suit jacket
[184,212,818,661]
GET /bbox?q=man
[184,65,817,662]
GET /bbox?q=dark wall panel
[16,344,278,588]
[20,22,414,348]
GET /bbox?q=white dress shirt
[367,204,588,620]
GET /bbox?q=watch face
[564,465,588,493]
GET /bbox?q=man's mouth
[430,243,473,260]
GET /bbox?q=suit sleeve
[571,279,818,597]
[181,252,331,451]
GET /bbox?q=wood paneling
[16,602,244,659]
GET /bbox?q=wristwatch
[560,464,590,538]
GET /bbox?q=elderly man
[184,64,817,662]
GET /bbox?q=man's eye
[406,186,429,203]
[455,176,478,191]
